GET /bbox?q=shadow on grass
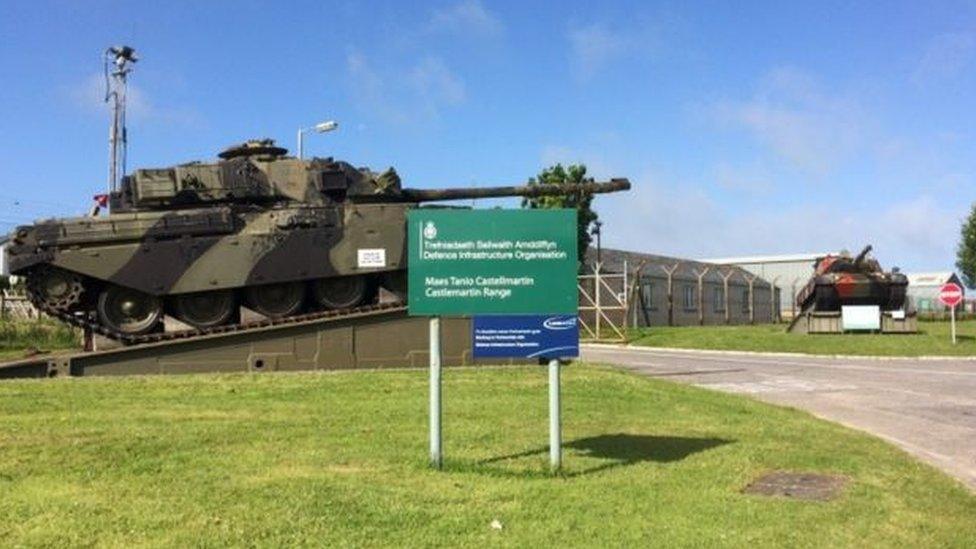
[461,433,732,478]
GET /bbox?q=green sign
[408,209,578,315]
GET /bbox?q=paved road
[582,345,976,490]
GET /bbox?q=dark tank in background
[6,139,629,336]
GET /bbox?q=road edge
[581,343,976,362]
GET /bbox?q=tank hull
[8,203,409,296]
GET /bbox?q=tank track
[30,297,406,347]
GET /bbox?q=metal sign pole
[549,358,561,472]
[951,304,957,345]
[429,316,443,468]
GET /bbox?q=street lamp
[591,220,603,264]
[297,120,338,159]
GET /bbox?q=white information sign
[841,305,880,331]
[357,248,386,268]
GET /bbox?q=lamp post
[591,220,603,264]
[297,120,338,159]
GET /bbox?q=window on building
[641,282,655,310]
[683,285,696,310]
[713,286,725,312]
[741,288,750,313]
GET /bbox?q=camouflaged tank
[6,139,630,335]
[795,245,908,313]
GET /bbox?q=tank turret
[111,139,629,212]
[7,139,630,338]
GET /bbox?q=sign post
[429,316,442,468]
[471,314,579,471]
[938,282,964,345]
[408,209,578,472]
[548,358,561,471]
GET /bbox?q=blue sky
[1,0,974,271]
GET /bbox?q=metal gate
[578,262,628,341]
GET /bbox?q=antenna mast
[104,45,138,196]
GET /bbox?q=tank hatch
[218,139,288,160]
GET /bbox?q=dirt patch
[743,471,848,501]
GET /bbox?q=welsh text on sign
[407,209,579,315]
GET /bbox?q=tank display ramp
[787,307,918,334]
[0,304,489,379]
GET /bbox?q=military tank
[6,139,630,336]
[795,245,908,313]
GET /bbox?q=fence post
[719,268,734,324]
[770,276,780,323]
[629,261,647,328]
[622,260,628,326]
[744,274,756,324]
[667,273,673,327]
[660,263,680,327]
[789,283,795,319]
[693,266,710,326]
[0,291,5,321]
[594,262,602,339]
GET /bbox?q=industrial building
[906,272,966,313]
[701,252,835,319]
[585,248,779,327]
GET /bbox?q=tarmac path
[581,345,976,491]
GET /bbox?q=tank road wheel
[97,286,163,335]
[172,290,238,329]
[312,276,370,310]
[26,267,85,311]
[245,282,306,319]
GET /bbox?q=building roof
[699,252,834,265]
[584,247,768,285]
[906,272,959,287]
[588,247,711,273]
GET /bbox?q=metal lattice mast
[104,46,137,196]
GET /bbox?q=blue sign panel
[472,315,579,359]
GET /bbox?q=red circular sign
[938,282,964,307]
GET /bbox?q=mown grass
[0,319,79,361]
[630,319,976,357]
[0,365,973,547]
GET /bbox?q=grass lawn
[0,366,973,547]
[629,319,976,357]
[0,319,79,361]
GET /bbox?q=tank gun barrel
[854,244,873,265]
[397,178,631,202]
